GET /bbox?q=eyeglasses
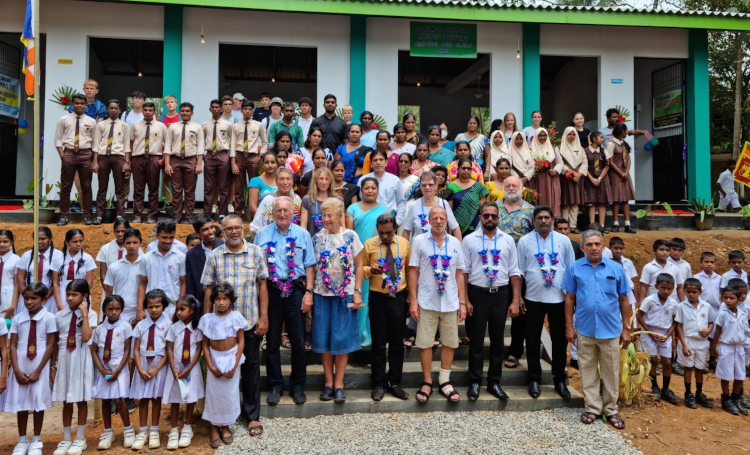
[223,226,243,232]
[421,182,435,187]
[481,213,499,220]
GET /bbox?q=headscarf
[489,130,510,171]
[557,126,585,170]
[530,127,555,162]
[509,131,534,180]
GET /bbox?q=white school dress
[4,308,57,412]
[0,321,8,409]
[15,248,64,315]
[103,256,145,325]
[52,307,97,403]
[129,314,170,399]
[0,251,20,313]
[198,311,248,427]
[58,250,97,298]
[163,321,205,404]
[91,318,133,399]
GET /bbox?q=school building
[1,0,749,204]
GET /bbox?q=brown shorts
[415,308,459,349]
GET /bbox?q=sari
[410,159,438,178]
[447,181,488,236]
[447,161,485,184]
[337,144,372,184]
[455,133,488,166]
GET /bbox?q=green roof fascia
[106,0,750,31]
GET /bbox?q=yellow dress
[484,180,533,203]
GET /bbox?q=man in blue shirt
[254,196,316,405]
[68,79,107,121]
[562,229,632,430]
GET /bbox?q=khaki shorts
[415,307,459,349]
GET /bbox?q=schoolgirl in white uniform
[0,229,20,318]
[57,229,97,304]
[11,227,63,315]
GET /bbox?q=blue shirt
[562,256,631,339]
[68,99,107,121]
[254,223,316,280]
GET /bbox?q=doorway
[540,56,599,136]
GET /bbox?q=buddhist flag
[20,0,35,97]
[733,142,750,188]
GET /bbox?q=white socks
[624,220,631,226]
[139,426,147,433]
[19,436,29,443]
[63,427,72,441]
[31,435,41,443]
[76,425,85,440]
[183,424,191,431]
[150,426,159,432]
[439,368,451,385]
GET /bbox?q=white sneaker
[28,441,44,455]
[178,427,193,448]
[167,429,179,450]
[53,441,72,455]
[66,440,87,455]
[130,433,147,451]
[148,431,160,449]
[11,441,29,455]
[123,428,135,448]
[212,205,218,214]
[98,431,115,450]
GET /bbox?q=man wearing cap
[231,92,245,122]
[262,97,284,132]
[268,101,304,153]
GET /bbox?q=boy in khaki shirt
[202,99,233,220]
[92,99,131,223]
[129,102,169,223]
[165,102,204,224]
[230,100,267,216]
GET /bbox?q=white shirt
[612,257,638,304]
[675,299,716,338]
[262,116,280,132]
[166,320,203,367]
[58,250,97,295]
[639,259,684,300]
[516,231,576,303]
[668,256,692,285]
[55,307,98,348]
[299,147,333,173]
[461,228,521,288]
[721,269,748,289]
[198,311,249,341]
[404,198,459,239]
[602,247,613,259]
[297,115,313,142]
[231,110,243,122]
[694,271,721,311]
[409,231,463,312]
[147,239,187,254]
[92,318,133,362]
[639,293,677,331]
[122,110,144,128]
[0,251,20,310]
[358,172,407,226]
[138,248,186,303]
[133,314,171,356]
[717,169,735,195]
[16,248,63,291]
[11,308,57,348]
[97,239,143,268]
[104,256,145,322]
[715,305,749,346]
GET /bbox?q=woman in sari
[336,123,372,184]
[487,130,510,181]
[403,113,427,146]
[247,152,278,219]
[363,131,400,175]
[425,125,454,167]
[396,153,419,201]
[345,177,387,347]
[530,128,562,218]
[455,115,489,169]
[447,157,488,237]
[447,141,484,183]
[410,141,437,178]
[390,123,416,156]
[331,160,360,209]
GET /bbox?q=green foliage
[397,105,421,132]
[106,195,116,209]
[636,202,673,220]
[688,195,718,222]
[22,173,59,209]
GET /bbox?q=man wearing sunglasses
[461,202,522,400]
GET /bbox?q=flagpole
[32,0,40,290]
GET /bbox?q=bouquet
[50,85,78,109]
[533,155,551,176]
[614,105,631,123]
[543,121,561,147]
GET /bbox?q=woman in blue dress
[247,152,278,218]
[336,124,372,184]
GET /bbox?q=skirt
[530,171,561,218]
[92,354,131,400]
[311,294,361,355]
[52,344,94,403]
[4,345,53,412]
[163,359,206,404]
[203,346,244,426]
[608,173,636,202]
[129,354,168,399]
[560,177,583,206]
[582,177,612,204]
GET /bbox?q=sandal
[439,381,460,402]
[304,341,312,351]
[221,427,233,444]
[607,413,625,430]
[458,336,471,346]
[281,333,292,349]
[504,356,520,369]
[415,382,433,403]
[210,437,222,449]
[262,335,267,350]
[248,424,264,436]
[580,412,599,424]
[403,336,416,348]
[433,339,441,348]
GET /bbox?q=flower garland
[534,232,559,288]
[312,200,323,231]
[264,230,298,297]
[319,234,354,299]
[429,238,452,296]
[404,179,420,200]
[376,239,402,297]
[478,231,501,289]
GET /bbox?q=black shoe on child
[661,388,681,404]
[671,360,684,376]
[624,225,636,234]
[732,394,749,415]
[684,392,697,409]
[650,385,661,398]
[696,393,713,408]
[611,224,620,233]
[722,394,740,415]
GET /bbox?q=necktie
[118,249,123,260]
[67,312,78,352]
[243,122,249,153]
[382,241,397,288]
[212,121,218,154]
[37,253,43,283]
[145,122,151,154]
[181,328,191,366]
[106,121,115,155]
[74,117,80,152]
[103,327,113,363]
[180,122,187,156]
[27,320,37,360]
[146,323,155,362]
[67,260,75,280]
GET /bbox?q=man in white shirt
[296,97,314,141]
[231,92,245,122]
[409,206,466,403]
[716,159,741,212]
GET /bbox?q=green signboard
[410,22,477,58]
[653,89,683,130]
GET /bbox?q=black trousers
[266,285,306,390]
[467,285,510,385]
[525,299,568,383]
[508,283,527,359]
[369,290,407,387]
[240,325,262,422]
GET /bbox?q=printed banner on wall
[733,142,750,188]
[410,22,477,58]
[0,73,21,118]
[653,89,683,130]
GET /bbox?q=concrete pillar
[686,29,711,201]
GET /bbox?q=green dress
[447,181,489,236]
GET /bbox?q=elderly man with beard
[462,202,522,401]
[496,176,534,371]
[201,214,269,436]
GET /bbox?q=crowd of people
[3,83,743,455]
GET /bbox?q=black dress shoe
[388,385,409,400]
[570,359,579,370]
[467,383,480,401]
[488,383,509,400]
[320,386,334,401]
[555,382,571,399]
[528,381,541,398]
[611,224,620,232]
[266,387,282,406]
[624,225,636,234]
[371,386,385,401]
[334,388,346,403]
[290,388,307,404]
[570,228,580,235]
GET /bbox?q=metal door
[0,41,20,198]
[651,62,686,202]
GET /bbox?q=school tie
[67,312,78,352]
[180,122,187,156]
[243,122,249,153]
[37,253,43,283]
[27,320,37,360]
[67,260,75,280]
[382,241,397,288]
[106,121,115,155]
[118,249,123,260]
[74,117,80,152]
[144,122,151,154]
[146,323,155,362]
[103,327,113,363]
[212,121,218,154]
[181,328,191,366]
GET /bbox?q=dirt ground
[1,223,750,454]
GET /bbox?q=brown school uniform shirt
[202,118,233,152]
[92,118,131,156]
[231,119,267,157]
[130,119,170,156]
[167,121,204,158]
[54,112,97,150]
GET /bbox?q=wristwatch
[305,288,313,295]
[354,288,362,293]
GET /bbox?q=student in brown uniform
[165,102,204,224]
[202,99,233,221]
[582,131,612,230]
[54,93,97,226]
[130,102,170,224]
[230,100,268,217]
[606,123,636,234]
[91,99,130,224]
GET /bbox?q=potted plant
[103,195,117,223]
[635,201,673,231]
[161,186,174,218]
[740,204,750,230]
[22,171,60,223]
[689,195,717,231]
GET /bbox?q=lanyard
[482,230,498,251]
[378,237,400,260]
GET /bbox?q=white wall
[366,18,522,133]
